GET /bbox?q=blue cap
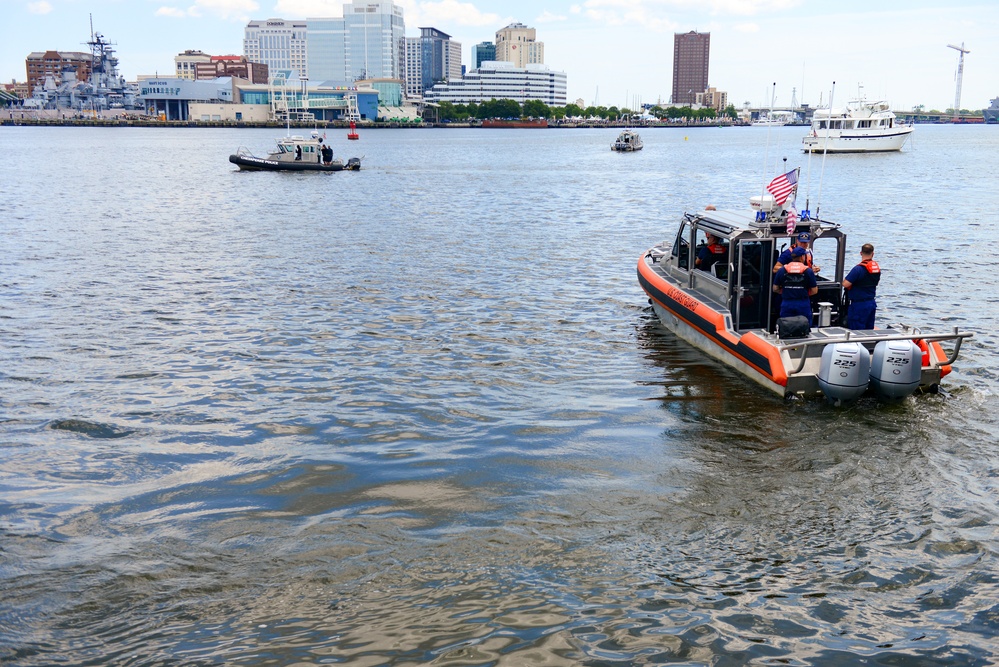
[791,247,807,258]
[797,232,811,243]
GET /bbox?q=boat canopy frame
[666,208,848,333]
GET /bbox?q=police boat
[637,195,972,402]
[229,131,362,172]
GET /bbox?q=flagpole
[815,81,835,220]
[760,82,776,204]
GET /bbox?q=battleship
[23,18,141,112]
[984,98,999,124]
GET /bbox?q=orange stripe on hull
[638,257,787,387]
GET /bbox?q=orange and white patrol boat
[637,196,972,401]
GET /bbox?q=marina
[2,125,999,666]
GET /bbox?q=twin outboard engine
[870,340,921,400]
[818,343,871,403]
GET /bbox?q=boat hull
[228,154,359,172]
[802,128,913,153]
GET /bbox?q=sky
[3,0,997,111]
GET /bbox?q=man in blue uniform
[773,232,818,274]
[773,247,818,319]
[843,243,880,329]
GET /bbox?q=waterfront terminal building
[140,74,379,122]
[423,61,566,107]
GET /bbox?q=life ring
[913,339,930,367]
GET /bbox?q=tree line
[433,99,740,122]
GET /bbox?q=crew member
[773,232,819,274]
[774,247,818,320]
[842,243,880,329]
[696,232,727,273]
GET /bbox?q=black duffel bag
[777,315,811,339]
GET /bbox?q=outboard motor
[346,157,361,171]
[818,343,871,404]
[870,340,921,401]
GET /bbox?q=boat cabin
[663,206,847,333]
[268,133,327,163]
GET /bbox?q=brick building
[25,51,92,94]
[194,56,269,84]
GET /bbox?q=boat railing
[778,327,973,375]
[235,146,255,158]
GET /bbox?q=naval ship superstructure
[24,19,141,112]
[984,98,999,124]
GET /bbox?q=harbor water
[2,124,999,665]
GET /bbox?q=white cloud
[536,10,568,23]
[706,0,800,16]
[396,0,501,28]
[576,0,678,31]
[735,22,760,32]
[193,0,260,20]
[156,0,260,22]
[155,0,257,21]
[273,0,342,16]
[155,6,188,17]
[27,1,53,14]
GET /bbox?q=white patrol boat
[612,129,643,152]
[637,194,971,401]
[229,131,361,172]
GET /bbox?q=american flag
[767,168,799,206]
[785,206,798,235]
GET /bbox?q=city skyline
[3,0,997,112]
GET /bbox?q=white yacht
[802,100,913,153]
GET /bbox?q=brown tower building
[672,31,710,106]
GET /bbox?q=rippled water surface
[2,125,999,665]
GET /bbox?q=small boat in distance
[637,190,971,401]
[752,110,795,126]
[612,129,643,151]
[802,99,913,153]
[229,131,361,172]
[983,97,999,123]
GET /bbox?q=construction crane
[947,42,970,114]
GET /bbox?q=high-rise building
[342,0,406,82]
[494,23,543,68]
[306,17,348,84]
[404,37,422,98]
[672,30,710,106]
[424,62,565,106]
[403,27,460,99]
[473,42,495,69]
[252,2,406,86]
[244,19,308,78]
